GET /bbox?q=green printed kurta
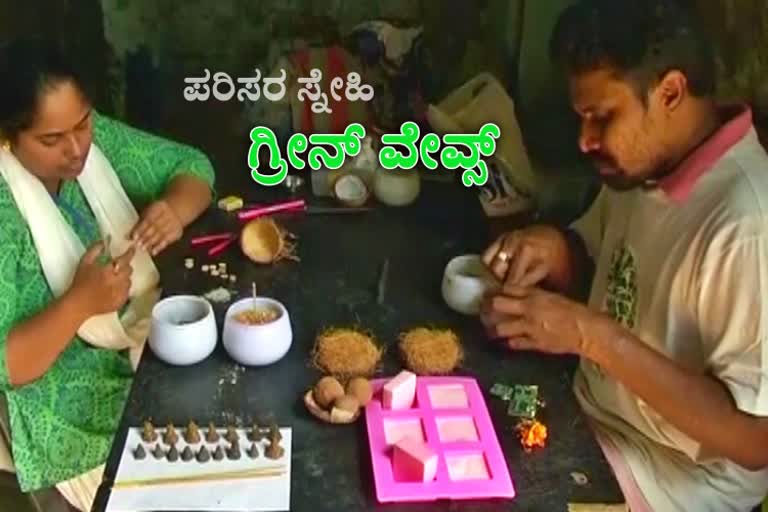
[0,112,215,491]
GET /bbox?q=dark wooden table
[91,179,623,512]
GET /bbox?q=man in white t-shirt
[480,1,768,511]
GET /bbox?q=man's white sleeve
[698,232,768,417]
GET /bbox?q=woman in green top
[0,38,215,510]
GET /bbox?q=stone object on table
[151,443,165,460]
[227,442,241,460]
[185,420,201,444]
[181,446,194,462]
[206,423,220,443]
[248,423,263,442]
[268,424,282,443]
[163,423,178,445]
[247,443,260,459]
[197,446,211,463]
[133,444,146,460]
[142,420,158,443]
[167,444,180,462]
[264,425,284,460]
[226,425,239,444]
[213,445,225,461]
[265,439,284,460]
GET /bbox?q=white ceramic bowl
[222,297,292,366]
[442,255,501,315]
[148,295,217,365]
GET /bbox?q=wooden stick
[113,465,286,490]
[377,258,389,305]
[567,505,628,512]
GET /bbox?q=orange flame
[516,420,548,451]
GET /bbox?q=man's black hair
[549,0,716,100]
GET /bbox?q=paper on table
[106,428,291,512]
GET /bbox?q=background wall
[1,1,765,130]
[693,0,768,124]
[95,0,523,133]
[0,0,766,210]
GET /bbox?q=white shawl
[0,143,161,359]
[0,143,162,474]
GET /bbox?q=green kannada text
[247,122,500,188]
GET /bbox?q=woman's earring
[1,140,9,152]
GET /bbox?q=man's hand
[482,284,768,470]
[480,284,619,357]
[131,199,183,256]
[482,225,572,289]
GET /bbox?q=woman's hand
[7,242,134,387]
[69,241,135,317]
[131,199,183,256]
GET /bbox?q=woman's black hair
[0,37,89,140]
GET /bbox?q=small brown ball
[346,377,373,406]
[333,394,360,414]
[313,376,344,409]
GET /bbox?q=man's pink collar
[658,105,753,202]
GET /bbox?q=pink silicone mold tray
[365,376,516,503]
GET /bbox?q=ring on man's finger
[497,251,510,263]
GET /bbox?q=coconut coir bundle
[311,327,383,378]
[399,327,463,375]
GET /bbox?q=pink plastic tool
[189,232,236,257]
[365,376,515,503]
[237,199,306,221]
[190,233,233,246]
[207,235,235,257]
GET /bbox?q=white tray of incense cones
[106,420,291,512]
